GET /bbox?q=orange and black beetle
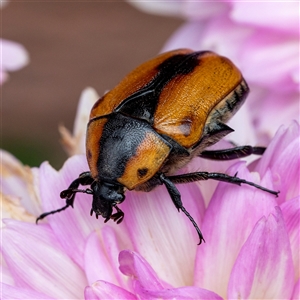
[37,49,278,244]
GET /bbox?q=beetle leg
[168,172,279,196]
[110,206,125,224]
[159,173,205,245]
[36,172,94,223]
[199,146,265,161]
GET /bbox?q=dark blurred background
[2,1,182,169]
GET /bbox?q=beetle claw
[110,206,125,224]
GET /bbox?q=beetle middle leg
[159,173,205,245]
[199,145,266,161]
[36,171,94,223]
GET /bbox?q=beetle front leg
[36,172,94,223]
[60,171,94,206]
[110,206,125,224]
[159,173,205,245]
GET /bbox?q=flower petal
[138,286,223,300]
[84,230,119,286]
[255,121,300,204]
[227,207,294,299]
[248,91,299,142]
[119,250,222,299]
[240,31,299,92]
[1,264,14,286]
[129,0,230,21]
[1,39,29,71]
[60,87,99,156]
[194,162,277,297]
[2,283,54,300]
[281,196,300,281]
[1,220,87,299]
[84,280,137,300]
[84,226,131,289]
[119,250,165,291]
[0,70,8,84]
[121,182,204,287]
[231,2,299,34]
[292,279,300,300]
[1,150,41,216]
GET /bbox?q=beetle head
[91,181,125,220]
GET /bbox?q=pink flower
[129,1,299,145]
[0,39,29,84]
[1,1,29,84]
[1,89,299,299]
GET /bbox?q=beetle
[37,49,278,244]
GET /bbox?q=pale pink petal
[1,264,14,285]
[0,70,8,84]
[121,182,204,287]
[38,155,111,268]
[226,100,258,147]
[1,150,41,216]
[292,279,300,300]
[119,250,166,288]
[227,207,294,299]
[248,91,299,142]
[138,286,223,300]
[1,194,36,226]
[231,2,299,34]
[255,121,299,174]
[239,32,299,92]
[195,16,252,63]
[1,39,29,71]
[101,225,133,289]
[162,20,207,53]
[128,1,183,17]
[194,162,277,298]
[119,250,222,299]
[163,16,252,63]
[1,220,87,299]
[0,0,9,9]
[183,1,230,20]
[60,87,99,156]
[85,280,137,300]
[2,283,54,300]
[255,121,300,204]
[128,1,229,20]
[84,226,132,289]
[84,230,119,286]
[281,197,300,281]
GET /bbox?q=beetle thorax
[93,114,172,190]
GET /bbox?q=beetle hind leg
[168,171,279,196]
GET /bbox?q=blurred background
[2,1,183,168]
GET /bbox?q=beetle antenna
[36,203,71,223]
[36,188,94,223]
